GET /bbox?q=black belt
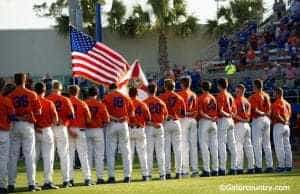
[79,128,85,132]
[166,118,178,121]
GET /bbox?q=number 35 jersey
[8,86,42,123]
[103,90,134,121]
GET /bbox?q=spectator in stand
[239,48,247,66]
[247,48,256,65]
[291,0,300,22]
[285,63,297,87]
[250,32,258,50]
[218,35,229,59]
[274,0,286,20]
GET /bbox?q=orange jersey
[216,90,235,117]
[35,97,58,129]
[177,89,197,118]
[129,98,151,128]
[234,96,251,122]
[47,93,74,126]
[0,95,15,131]
[85,98,110,128]
[8,86,41,123]
[69,96,91,128]
[103,91,134,121]
[159,91,186,120]
[271,98,291,124]
[144,96,168,126]
[197,93,218,119]
[249,91,271,119]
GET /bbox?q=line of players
[0,73,293,193]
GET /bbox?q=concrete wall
[0,28,214,77]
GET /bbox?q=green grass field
[13,159,300,194]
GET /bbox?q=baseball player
[68,85,92,186]
[103,83,134,183]
[233,84,255,174]
[7,73,42,192]
[216,78,237,175]
[177,77,198,177]
[34,82,59,189]
[249,79,273,173]
[160,79,186,179]
[128,87,151,181]
[0,79,15,194]
[47,81,74,187]
[85,86,110,184]
[144,83,168,180]
[197,81,219,177]
[271,87,292,172]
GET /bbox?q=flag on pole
[118,60,149,100]
[69,26,129,86]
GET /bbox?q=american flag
[70,26,129,85]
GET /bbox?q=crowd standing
[0,73,295,193]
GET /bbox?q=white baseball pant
[35,127,55,184]
[0,130,10,188]
[106,121,132,178]
[234,122,254,170]
[163,120,182,174]
[180,117,198,174]
[69,128,91,180]
[251,116,273,168]
[218,117,237,170]
[8,121,36,186]
[130,127,148,176]
[86,128,105,179]
[199,119,219,172]
[273,123,292,168]
[52,125,70,182]
[146,125,166,176]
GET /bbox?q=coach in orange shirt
[233,84,255,174]
[216,78,237,176]
[47,81,74,187]
[128,87,151,181]
[103,83,134,183]
[177,76,198,177]
[34,82,59,190]
[160,79,186,179]
[144,83,168,180]
[249,79,273,173]
[0,79,15,194]
[271,87,292,172]
[68,85,92,186]
[85,86,109,184]
[7,73,42,192]
[197,81,219,177]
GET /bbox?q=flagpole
[96,3,103,42]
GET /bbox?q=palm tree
[206,0,264,38]
[108,0,198,72]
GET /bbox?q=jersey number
[55,101,62,112]
[135,106,143,116]
[113,97,124,108]
[149,103,161,114]
[207,100,216,110]
[13,95,29,108]
[89,106,98,117]
[167,97,177,108]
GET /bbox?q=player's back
[103,90,133,119]
[0,95,15,130]
[36,97,57,129]
[130,98,150,127]
[144,96,168,125]
[160,91,186,119]
[249,91,271,118]
[216,90,234,117]
[8,86,41,123]
[198,93,218,119]
[69,96,91,128]
[47,93,74,126]
[85,98,109,128]
[177,89,197,117]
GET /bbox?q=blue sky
[0,0,275,29]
